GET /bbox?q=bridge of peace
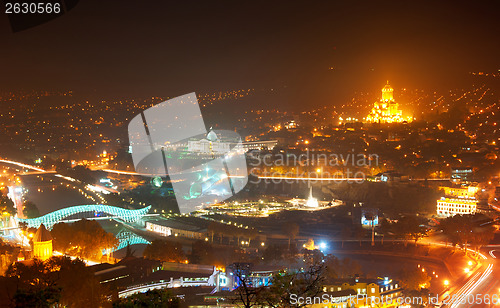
[15,204,153,251]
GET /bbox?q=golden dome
[382,81,393,92]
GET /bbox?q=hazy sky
[1,0,499,107]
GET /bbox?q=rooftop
[33,224,52,242]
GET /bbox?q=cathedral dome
[206,130,218,142]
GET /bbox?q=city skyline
[1,1,500,307]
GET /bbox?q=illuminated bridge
[17,204,151,229]
[114,230,151,252]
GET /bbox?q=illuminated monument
[365,81,412,123]
[32,224,53,261]
[305,185,319,208]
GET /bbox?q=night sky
[1,0,499,108]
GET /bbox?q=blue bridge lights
[17,204,151,229]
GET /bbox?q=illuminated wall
[439,186,478,199]
[33,240,52,261]
[437,198,477,217]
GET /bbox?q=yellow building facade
[307,277,402,308]
[32,224,53,261]
[436,185,479,217]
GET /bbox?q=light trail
[257,176,365,181]
[488,250,497,259]
[102,169,145,176]
[450,264,493,308]
[449,270,483,308]
[0,159,46,172]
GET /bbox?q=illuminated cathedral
[365,81,413,123]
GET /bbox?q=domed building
[32,224,53,261]
[365,81,413,123]
[187,129,230,154]
[206,129,219,142]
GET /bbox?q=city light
[0,3,498,306]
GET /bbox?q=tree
[324,255,363,279]
[229,263,259,308]
[470,226,495,253]
[257,262,326,308]
[189,240,215,265]
[303,248,324,265]
[5,256,107,307]
[399,266,431,291]
[51,220,118,259]
[208,221,219,243]
[282,222,299,250]
[12,285,61,308]
[262,244,285,264]
[0,195,16,216]
[23,200,40,218]
[50,223,73,253]
[441,214,475,254]
[323,254,340,279]
[392,216,428,246]
[143,239,186,263]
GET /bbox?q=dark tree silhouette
[282,222,299,250]
[22,200,40,218]
[143,239,186,263]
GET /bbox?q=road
[453,246,499,308]
[434,244,499,308]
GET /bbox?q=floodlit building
[145,217,207,240]
[187,129,278,154]
[314,277,402,308]
[437,198,478,217]
[436,185,479,217]
[32,223,53,261]
[365,82,413,123]
[451,167,473,183]
[439,185,479,199]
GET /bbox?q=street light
[444,280,449,287]
[464,268,470,273]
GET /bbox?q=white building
[436,185,479,217]
[437,197,478,217]
[187,129,277,154]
